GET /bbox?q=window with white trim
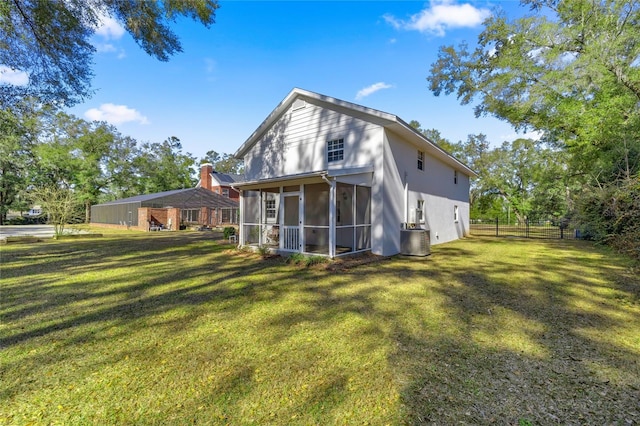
[454,205,459,222]
[265,199,276,219]
[417,200,425,223]
[327,138,344,163]
[417,150,424,170]
[222,188,229,197]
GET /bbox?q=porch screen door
[282,195,300,251]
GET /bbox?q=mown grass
[1,232,639,425]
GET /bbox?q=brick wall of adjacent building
[138,207,179,231]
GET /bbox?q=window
[454,205,459,222]
[327,138,344,163]
[221,208,237,224]
[417,200,424,223]
[222,188,229,197]
[454,170,458,184]
[265,199,276,219]
[417,150,424,170]
[181,209,200,223]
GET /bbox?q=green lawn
[1,232,639,425]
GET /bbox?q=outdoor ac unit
[400,229,431,256]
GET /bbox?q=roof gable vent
[292,99,306,110]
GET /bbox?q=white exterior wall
[244,99,381,181]
[383,129,471,252]
[239,92,472,257]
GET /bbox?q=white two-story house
[233,88,476,258]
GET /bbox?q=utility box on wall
[400,229,431,256]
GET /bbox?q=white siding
[383,129,471,250]
[244,99,381,181]
[239,91,474,257]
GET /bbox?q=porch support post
[279,186,284,251]
[328,178,336,258]
[299,184,305,252]
[259,190,264,246]
[238,190,244,246]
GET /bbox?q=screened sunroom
[237,169,372,258]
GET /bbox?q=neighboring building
[26,206,42,216]
[91,187,239,231]
[233,88,476,257]
[197,163,241,201]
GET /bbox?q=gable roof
[211,172,243,185]
[233,88,477,177]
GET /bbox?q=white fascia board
[232,170,327,190]
[232,165,376,191]
[327,164,375,177]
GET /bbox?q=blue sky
[65,0,533,161]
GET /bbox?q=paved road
[0,225,56,240]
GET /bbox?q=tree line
[0,102,242,225]
[0,0,230,228]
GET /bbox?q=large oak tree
[428,0,640,181]
[0,0,219,107]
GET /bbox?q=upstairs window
[417,150,424,170]
[327,138,344,163]
[454,170,458,184]
[222,188,229,197]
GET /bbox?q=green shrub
[305,255,328,267]
[223,226,236,239]
[575,177,640,261]
[286,253,306,265]
[286,253,328,267]
[257,245,271,257]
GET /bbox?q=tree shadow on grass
[2,235,639,424]
[382,238,640,424]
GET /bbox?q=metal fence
[470,218,579,240]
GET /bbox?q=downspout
[403,171,409,227]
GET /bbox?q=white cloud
[93,14,126,57]
[95,15,125,40]
[85,103,149,125]
[384,0,491,37]
[95,43,126,59]
[0,66,29,86]
[95,43,117,53]
[355,82,393,100]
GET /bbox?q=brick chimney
[200,163,213,190]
